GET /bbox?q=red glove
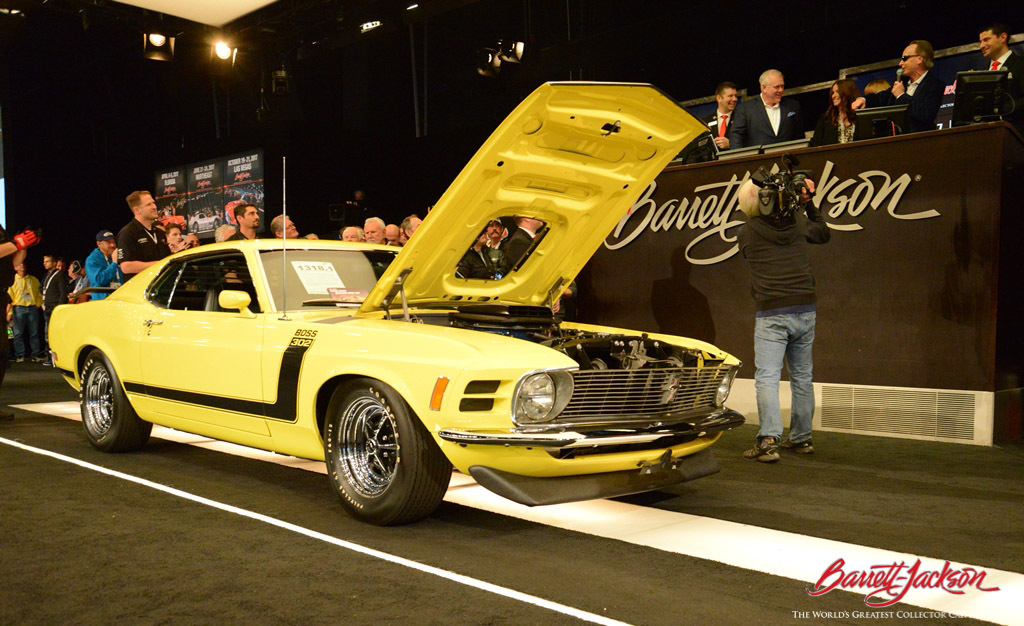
[12,229,41,250]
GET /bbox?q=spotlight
[406,3,419,9]
[143,32,174,61]
[214,41,235,60]
[360,20,382,33]
[497,40,526,63]
[475,48,501,77]
[210,39,238,73]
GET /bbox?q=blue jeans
[11,306,45,359]
[754,312,816,443]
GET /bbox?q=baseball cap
[96,230,115,241]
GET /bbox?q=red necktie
[719,114,728,137]
[992,60,1001,70]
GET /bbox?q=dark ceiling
[2,0,1024,260]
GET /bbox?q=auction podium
[583,122,1024,445]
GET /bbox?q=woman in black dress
[809,79,873,146]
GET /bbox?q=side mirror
[219,290,256,318]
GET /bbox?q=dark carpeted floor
[2,362,1019,625]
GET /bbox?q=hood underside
[359,82,707,315]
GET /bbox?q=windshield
[258,248,397,311]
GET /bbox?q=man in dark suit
[501,216,545,270]
[855,40,947,134]
[704,81,739,151]
[727,70,805,150]
[979,23,1024,133]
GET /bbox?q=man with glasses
[854,40,946,134]
[270,215,318,240]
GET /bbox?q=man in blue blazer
[727,69,805,149]
[855,40,947,134]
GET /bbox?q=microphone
[896,68,906,85]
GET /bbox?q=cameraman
[736,167,829,463]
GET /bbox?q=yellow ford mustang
[50,82,743,525]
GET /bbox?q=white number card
[291,261,345,294]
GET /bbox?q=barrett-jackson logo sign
[605,160,940,265]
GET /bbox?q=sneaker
[780,439,814,454]
[743,438,780,463]
[31,355,47,363]
[41,361,53,367]
[15,357,25,363]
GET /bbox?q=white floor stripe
[0,435,628,626]
[13,401,1023,625]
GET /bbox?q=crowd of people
[705,24,1023,153]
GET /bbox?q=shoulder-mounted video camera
[749,153,814,221]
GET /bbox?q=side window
[161,254,262,313]
[148,262,185,308]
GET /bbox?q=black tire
[324,378,452,525]
[80,350,152,452]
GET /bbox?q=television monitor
[718,144,763,161]
[856,104,909,137]
[673,130,718,164]
[951,70,1010,127]
[761,136,810,155]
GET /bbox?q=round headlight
[716,367,737,406]
[514,373,556,423]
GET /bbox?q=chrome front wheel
[324,379,452,525]
[337,395,400,498]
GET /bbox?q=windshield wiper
[301,299,362,307]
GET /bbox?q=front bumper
[439,408,744,450]
[469,446,721,506]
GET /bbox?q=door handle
[143,319,163,335]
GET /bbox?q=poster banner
[185,159,225,236]
[153,167,187,232]
[156,148,265,239]
[222,150,266,233]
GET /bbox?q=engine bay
[446,304,715,371]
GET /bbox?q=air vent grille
[821,385,975,440]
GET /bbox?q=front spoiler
[439,408,744,449]
[469,447,721,506]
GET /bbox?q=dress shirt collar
[992,50,1012,69]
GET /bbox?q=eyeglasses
[900,54,922,62]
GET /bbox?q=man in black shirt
[0,224,41,420]
[117,190,171,281]
[40,254,68,364]
[226,203,261,241]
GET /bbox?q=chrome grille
[557,366,728,422]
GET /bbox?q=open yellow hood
[359,82,706,315]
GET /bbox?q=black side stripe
[122,339,313,422]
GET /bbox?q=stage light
[214,41,234,60]
[476,48,501,77]
[497,40,525,63]
[360,20,382,33]
[406,3,419,9]
[143,32,174,61]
